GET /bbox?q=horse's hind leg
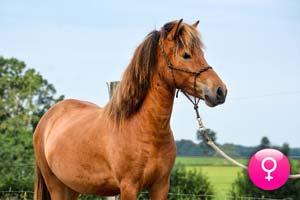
[35,141,79,199]
[36,160,79,200]
[34,117,79,200]
[46,174,79,200]
[35,158,79,200]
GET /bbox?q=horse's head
[158,19,227,107]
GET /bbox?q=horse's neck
[135,73,175,134]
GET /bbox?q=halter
[158,40,212,119]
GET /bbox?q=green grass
[175,156,299,198]
[175,157,245,198]
[176,156,248,166]
[186,165,242,197]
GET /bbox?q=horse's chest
[142,158,163,185]
[113,133,176,187]
[141,143,176,187]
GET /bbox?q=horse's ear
[167,19,183,40]
[192,20,200,28]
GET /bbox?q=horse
[33,19,227,200]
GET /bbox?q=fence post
[106,81,120,200]
[107,81,120,99]
[23,191,27,200]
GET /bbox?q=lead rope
[193,106,300,178]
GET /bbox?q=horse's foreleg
[149,177,170,200]
[120,180,140,200]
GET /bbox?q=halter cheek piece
[158,40,212,118]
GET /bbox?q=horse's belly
[69,172,120,196]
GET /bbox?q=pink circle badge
[248,148,290,190]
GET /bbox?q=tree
[169,164,214,200]
[196,128,217,143]
[138,164,214,200]
[196,128,217,156]
[176,139,201,156]
[281,143,290,156]
[257,136,271,150]
[0,56,64,134]
[0,56,64,198]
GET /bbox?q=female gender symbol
[248,148,290,190]
[261,157,277,181]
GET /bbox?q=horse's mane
[105,21,202,123]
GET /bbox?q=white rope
[196,116,300,179]
[207,140,247,169]
[289,174,300,179]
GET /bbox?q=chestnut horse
[33,19,227,200]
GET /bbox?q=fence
[0,161,298,200]
[0,191,287,200]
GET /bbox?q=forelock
[161,22,203,55]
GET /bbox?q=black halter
[158,40,212,118]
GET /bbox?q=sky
[1,0,300,147]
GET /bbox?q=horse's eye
[182,53,191,59]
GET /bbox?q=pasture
[176,157,246,197]
[176,156,300,197]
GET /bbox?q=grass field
[176,156,248,166]
[187,166,242,197]
[175,157,245,197]
[176,156,300,198]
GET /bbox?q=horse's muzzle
[204,86,227,107]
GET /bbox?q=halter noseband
[158,40,212,117]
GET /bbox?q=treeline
[176,139,300,158]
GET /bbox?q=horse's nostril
[216,87,224,98]
[216,87,226,104]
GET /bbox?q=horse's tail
[34,164,51,200]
